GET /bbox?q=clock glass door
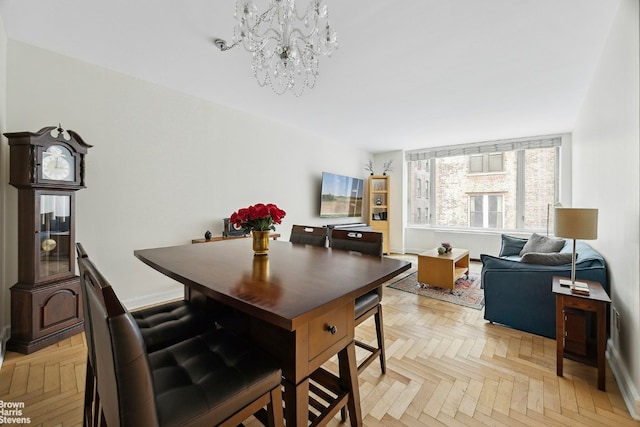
[38,193,72,279]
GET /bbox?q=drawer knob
[326,325,337,335]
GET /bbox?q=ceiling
[0,0,621,153]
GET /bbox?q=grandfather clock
[7,125,91,354]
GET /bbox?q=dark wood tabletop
[134,239,411,331]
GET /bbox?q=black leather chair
[329,230,386,375]
[77,244,284,427]
[289,225,327,247]
[77,244,220,427]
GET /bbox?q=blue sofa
[481,236,607,338]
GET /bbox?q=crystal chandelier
[214,0,338,96]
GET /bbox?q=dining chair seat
[149,328,282,426]
[354,291,380,319]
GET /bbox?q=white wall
[0,14,9,360]
[572,0,640,418]
[2,41,371,308]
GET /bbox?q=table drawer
[308,305,349,361]
[563,296,600,311]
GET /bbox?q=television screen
[320,172,364,218]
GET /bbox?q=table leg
[597,304,606,391]
[338,341,362,427]
[282,377,309,426]
[556,295,564,377]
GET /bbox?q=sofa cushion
[519,233,565,256]
[499,234,528,257]
[520,252,574,266]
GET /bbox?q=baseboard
[608,340,640,420]
[389,247,405,255]
[123,288,183,311]
[403,247,425,255]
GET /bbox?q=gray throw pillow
[520,252,574,266]
[519,233,565,256]
[499,234,528,257]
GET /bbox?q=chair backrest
[76,243,96,370]
[329,230,383,256]
[289,225,327,247]
[78,247,159,427]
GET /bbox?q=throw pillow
[520,252,574,266]
[519,233,565,256]
[499,234,529,257]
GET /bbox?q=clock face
[42,145,74,181]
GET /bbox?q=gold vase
[252,230,270,256]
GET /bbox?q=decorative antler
[364,160,374,175]
[383,160,393,175]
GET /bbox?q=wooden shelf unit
[369,175,390,254]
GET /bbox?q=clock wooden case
[7,125,91,354]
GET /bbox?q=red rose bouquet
[230,203,286,234]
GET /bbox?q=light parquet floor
[1,258,638,426]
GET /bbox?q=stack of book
[571,281,590,296]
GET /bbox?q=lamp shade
[554,208,598,240]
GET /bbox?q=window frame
[468,152,505,174]
[406,136,562,232]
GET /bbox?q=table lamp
[554,207,598,290]
[546,202,563,236]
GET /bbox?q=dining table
[134,238,411,426]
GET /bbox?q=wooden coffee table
[417,248,470,289]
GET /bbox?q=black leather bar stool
[77,244,285,427]
[77,244,218,427]
[289,224,328,247]
[329,229,387,374]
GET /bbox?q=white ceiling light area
[0,0,621,152]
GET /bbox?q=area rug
[386,272,485,310]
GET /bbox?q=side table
[192,233,280,244]
[417,248,469,289]
[552,276,610,391]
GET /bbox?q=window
[407,158,431,224]
[406,136,561,231]
[469,153,504,173]
[469,194,503,228]
[413,207,428,224]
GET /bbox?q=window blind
[405,135,562,161]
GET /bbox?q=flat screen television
[320,172,364,218]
